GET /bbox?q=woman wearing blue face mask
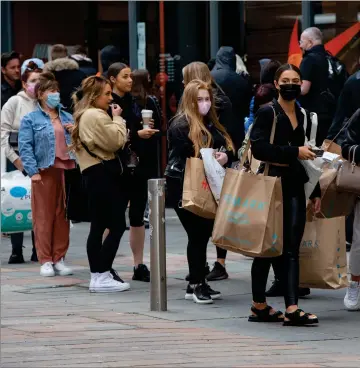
[19,72,76,277]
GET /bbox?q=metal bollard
[148,178,167,311]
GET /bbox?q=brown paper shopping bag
[316,168,356,219]
[299,217,348,289]
[182,158,217,219]
[212,168,283,257]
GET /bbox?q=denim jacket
[19,104,76,177]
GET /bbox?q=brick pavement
[1,221,360,367]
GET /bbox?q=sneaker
[185,283,221,301]
[344,281,360,311]
[133,264,150,282]
[40,262,55,277]
[265,279,284,297]
[185,263,210,282]
[53,258,73,276]
[206,262,229,281]
[8,253,25,264]
[110,268,125,283]
[192,283,213,304]
[91,271,130,293]
[89,273,99,292]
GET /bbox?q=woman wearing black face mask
[249,64,321,326]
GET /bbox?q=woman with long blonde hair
[71,75,130,293]
[182,61,235,282]
[165,79,234,304]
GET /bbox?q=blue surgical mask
[46,92,61,109]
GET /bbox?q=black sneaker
[185,263,210,282]
[346,242,352,252]
[206,262,229,281]
[110,268,125,283]
[31,249,38,263]
[192,283,213,304]
[8,253,25,264]
[265,279,284,297]
[133,264,150,282]
[299,287,311,297]
[203,283,221,300]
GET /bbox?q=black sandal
[283,309,319,326]
[248,305,284,323]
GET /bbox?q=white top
[1,91,37,163]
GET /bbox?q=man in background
[1,51,21,107]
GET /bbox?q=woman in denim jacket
[19,72,76,277]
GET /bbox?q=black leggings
[11,231,35,253]
[83,164,127,273]
[251,190,306,308]
[167,177,213,284]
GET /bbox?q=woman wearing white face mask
[165,80,235,304]
[1,60,42,264]
[19,72,76,277]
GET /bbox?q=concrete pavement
[1,209,360,367]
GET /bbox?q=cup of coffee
[141,109,153,129]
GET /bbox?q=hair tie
[76,89,83,100]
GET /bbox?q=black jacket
[165,115,234,180]
[341,108,360,164]
[327,71,360,144]
[250,100,321,198]
[211,47,252,149]
[43,58,86,113]
[1,78,21,108]
[69,55,96,77]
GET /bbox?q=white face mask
[198,101,211,116]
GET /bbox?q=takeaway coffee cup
[141,109,153,129]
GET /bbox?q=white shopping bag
[300,158,324,200]
[1,170,33,233]
[200,148,226,204]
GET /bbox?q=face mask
[198,101,211,116]
[26,83,36,98]
[46,92,61,109]
[279,84,301,101]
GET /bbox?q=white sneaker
[91,271,130,293]
[344,281,360,311]
[53,258,73,276]
[89,273,99,292]
[40,262,55,277]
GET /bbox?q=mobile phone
[311,148,324,157]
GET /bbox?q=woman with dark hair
[19,72,76,277]
[107,63,159,282]
[249,64,321,326]
[1,61,42,263]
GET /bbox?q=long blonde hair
[183,62,213,85]
[70,76,111,151]
[176,79,234,158]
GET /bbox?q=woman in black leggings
[249,64,321,326]
[71,76,129,293]
[165,79,234,304]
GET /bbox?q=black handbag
[81,141,123,177]
[8,132,19,147]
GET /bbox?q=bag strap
[80,141,102,161]
[264,107,278,176]
[327,118,351,147]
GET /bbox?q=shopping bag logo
[10,186,27,198]
[201,179,210,191]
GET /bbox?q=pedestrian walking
[108,63,159,282]
[71,75,129,292]
[341,108,360,311]
[249,64,321,325]
[19,72,75,277]
[1,60,42,263]
[165,79,234,304]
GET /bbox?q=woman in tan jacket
[71,76,129,293]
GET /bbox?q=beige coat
[76,107,127,172]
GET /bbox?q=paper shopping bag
[299,217,348,289]
[212,168,283,257]
[316,168,356,219]
[182,158,217,219]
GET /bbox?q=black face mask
[278,84,301,101]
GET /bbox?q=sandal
[248,305,284,323]
[283,309,319,326]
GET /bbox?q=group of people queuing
[1,25,359,325]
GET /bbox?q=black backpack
[326,51,348,100]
